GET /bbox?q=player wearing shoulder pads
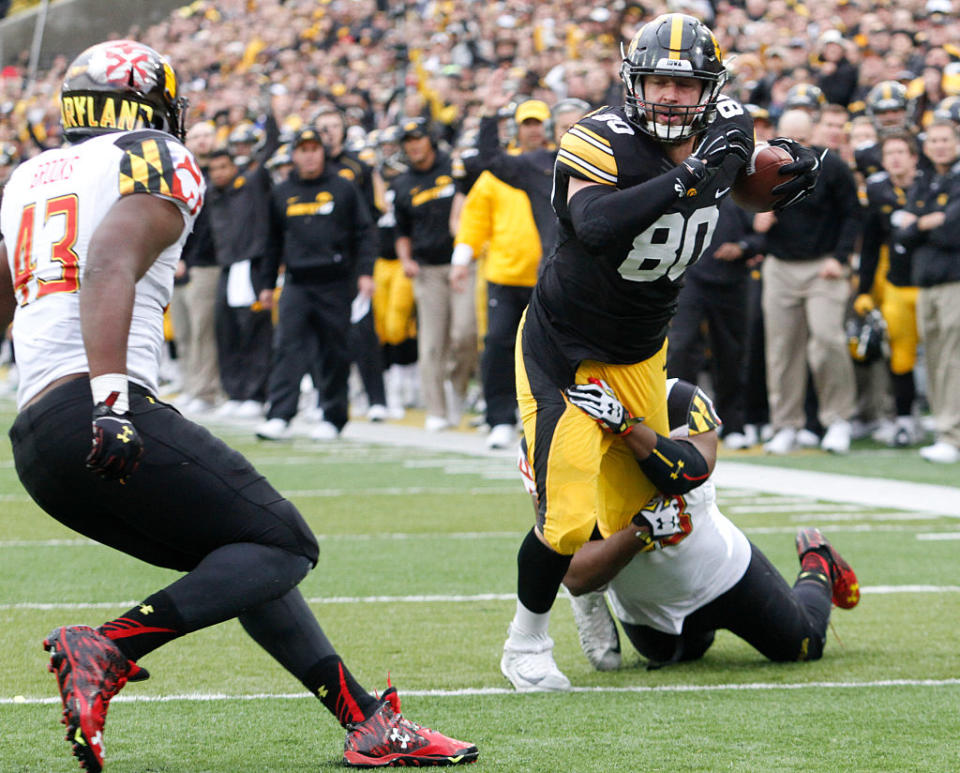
[501,12,822,694]
[562,379,860,670]
[0,40,477,772]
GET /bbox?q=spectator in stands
[815,31,859,108]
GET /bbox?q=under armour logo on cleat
[390,728,412,749]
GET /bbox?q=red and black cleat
[43,625,149,772]
[796,528,860,609]
[343,686,478,767]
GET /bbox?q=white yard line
[3,678,959,705]
[4,585,959,611]
[6,524,960,549]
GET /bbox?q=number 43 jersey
[534,99,753,366]
[1,129,204,409]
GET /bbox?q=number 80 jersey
[535,99,753,366]
[1,129,204,409]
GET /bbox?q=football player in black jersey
[856,132,924,447]
[853,81,920,180]
[500,13,822,692]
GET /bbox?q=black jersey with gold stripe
[861,171,918,290]
[533,100,753,366]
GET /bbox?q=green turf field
[1,401,959,772]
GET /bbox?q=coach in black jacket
[207,147,274,414]
[256,127,376,440]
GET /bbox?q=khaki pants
[412,263,478,419]
[762,256,855,430]
[918,281,960,446]
[183,265,224,403]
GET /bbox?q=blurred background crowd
[0,0,959,463]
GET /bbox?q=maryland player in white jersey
[500,13,823,693]
[0,40,476,772]
[3,128,203,408]
[560,378,860,670]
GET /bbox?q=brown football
[731,143,796,212]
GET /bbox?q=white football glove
[565,378,643,435]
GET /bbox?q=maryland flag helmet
[620,13,728,142]
[60,40,187,143]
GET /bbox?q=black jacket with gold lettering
[531,101,753,366]
[895,160,960,288]
[392,152,456,266]
[859,170,919,292]
[261,167,375,288]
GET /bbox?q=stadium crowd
[1,0,959,462]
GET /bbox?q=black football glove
[564,377,643,435]
[768,137,823,210]
[86,402,144,482]
[692,123,752,170]
[676,124,752,198]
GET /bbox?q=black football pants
[266,279,352,429]
[619,542,832,665]
[667,276,748,435]
[483,282,532,428]
[9,379,323,633]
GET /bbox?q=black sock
[891,371,915,417]
[304,655,379,727]
[517,527,572,614]
[99,591,185,662]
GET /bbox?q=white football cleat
[424,415,450,432]
[722,431,750,450]
[821,420,851,454]
[311,421,340,441]
[891,416,922,447]
[234,400,264,419]
[569,590,621,671]
[500,623,571,692]
[215,399,243,418]
[920,440,960,464]
[763,427,797,455]
[486,424,517,450]
[255,418,290,441]
[366,404,388,422]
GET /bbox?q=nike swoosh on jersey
[715,186,730,198]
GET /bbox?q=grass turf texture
[1,400,958,771]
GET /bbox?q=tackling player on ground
[500,13,821,691]
[0,41,477,771]
[558,378,860,670]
